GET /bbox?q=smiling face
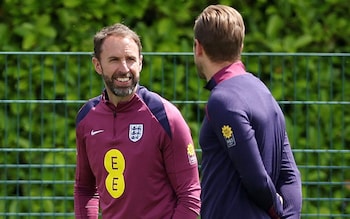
[92,35,143,104]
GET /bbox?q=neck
[205,60,238,81]
[106,89,135,107]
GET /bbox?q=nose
[119,60,130,73]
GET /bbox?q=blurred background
[1,0,350,218]
[0,0,349,53]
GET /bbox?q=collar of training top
[205,61,246,91]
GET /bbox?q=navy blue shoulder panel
[76,96,102,126]
[137,86,172,139]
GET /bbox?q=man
[74,23,201,219]
[193,5,302,219]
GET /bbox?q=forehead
[101,35,139,57]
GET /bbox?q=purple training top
[200,61,302,219]
[74,86,201,219]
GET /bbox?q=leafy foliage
[2,0,347,52]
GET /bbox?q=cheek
[102,63,118,74]
[130,62,142,73]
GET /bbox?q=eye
[108,57,120,62]
[127,57,137,62]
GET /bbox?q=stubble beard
[103,72,138,97]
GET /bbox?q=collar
[205,61,246,91]
[101,85,140,110]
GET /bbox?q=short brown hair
[93,23,142,60]
[194,5,245,62]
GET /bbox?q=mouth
[113,73,133,86]
[116,76,131,82]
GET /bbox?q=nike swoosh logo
[91,129,104,136]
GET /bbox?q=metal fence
[1,52,350,218]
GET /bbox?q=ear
[92,57,102,75]
[194,39,204,57]
[139,54,143,70]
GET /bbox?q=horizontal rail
[0,180,74,184]
[292,149,350,153]
[0,164,76,168]
[2,164,349,170]
[0,148,76,152]
[3,148,348,153]
[1,196,73,201]
[2,100,350,105]
[0,213,75,216]
[1,51,350,57]
[1,180,347,186]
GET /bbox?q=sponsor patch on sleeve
[221,125,236,148]
[187,143,197,165]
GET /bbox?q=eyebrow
[107,56,120,60]
[106,54,138,61]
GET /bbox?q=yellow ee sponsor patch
[221,125,236,148]
[187,143,197,165]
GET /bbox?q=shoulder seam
[76,96,102,126]
[137,86,172,139]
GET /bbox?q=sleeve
[74,124,99,219]
[162,104,201,219]
[207,98,283,219]
[276,134,302,218]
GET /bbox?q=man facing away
[193,5,302,219]
[74,23,201,219]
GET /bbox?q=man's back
[200,72,301,218]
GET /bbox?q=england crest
[129,124,143,142]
